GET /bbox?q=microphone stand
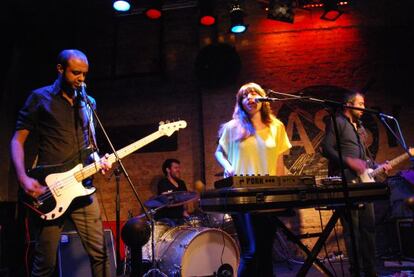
[378,115,413,162]
[114,166,121,274]
[79,87,151,275]
[265,89,388,277]
[143,207,168,277]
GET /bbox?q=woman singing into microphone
[215,82,291,276]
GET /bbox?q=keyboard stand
[274,216,335,276]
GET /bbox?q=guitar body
[23,161,96,221]
[358,168,375,183]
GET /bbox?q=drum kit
[135,191,240,277]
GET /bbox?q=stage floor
[274,258,414,276]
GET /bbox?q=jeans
[341,203,376,275]
[27,194,110,277]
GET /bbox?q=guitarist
[321,91,392,277]
[10,49,112,277]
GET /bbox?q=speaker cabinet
[397,218,414,258]
[58,229,116,277]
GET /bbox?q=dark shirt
[155,177,187,220]
[16,78,96,166]
[321,113,370,181]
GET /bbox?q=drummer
[155,158,190,225]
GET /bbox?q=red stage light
[145,8,162,19]
[200,15,216,26]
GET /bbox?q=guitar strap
[357,122,376,168]
[31,155,38,169]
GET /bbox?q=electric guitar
[359,148,414,182]
[22,120,187,220]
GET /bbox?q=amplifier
[58,229,117,277]
[397,218,414,258]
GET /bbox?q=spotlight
[229,1,248,33]
[145,0,163,20]
[199,0,216,26]
[113,0,131,12]
[268,0,294,23]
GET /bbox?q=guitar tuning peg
[165,120,170,124]
[159,121,164,125]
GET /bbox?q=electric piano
[213,175,316,189]
[201,178,389,213]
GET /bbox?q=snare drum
[156,227,239,277]
[206,213,237,239]
[183,215,205,227]
[206,213,232,228]
[141,221,171,261]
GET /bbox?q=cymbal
[405,196,414,211]
[144,191,199,209]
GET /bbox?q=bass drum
[156,227,239,277]
[142,221,171,261]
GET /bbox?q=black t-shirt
[155,177,187,220]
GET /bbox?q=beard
[59,75,76,96]
[350,109,363,121]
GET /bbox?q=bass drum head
[156,227,239,277]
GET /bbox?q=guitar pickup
[53,187,62,197]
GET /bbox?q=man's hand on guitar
[99,153,112,175]
[345,157,367,175]
[380,160,392,175]
[20,176,46,199]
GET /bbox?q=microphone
[254,97,279,103]
[379,113,395,120]
[77,82,88,102]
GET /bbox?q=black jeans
[232,213,278,277]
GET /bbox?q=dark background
[1,0,414,274]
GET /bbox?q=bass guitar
[23,120,187,220]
